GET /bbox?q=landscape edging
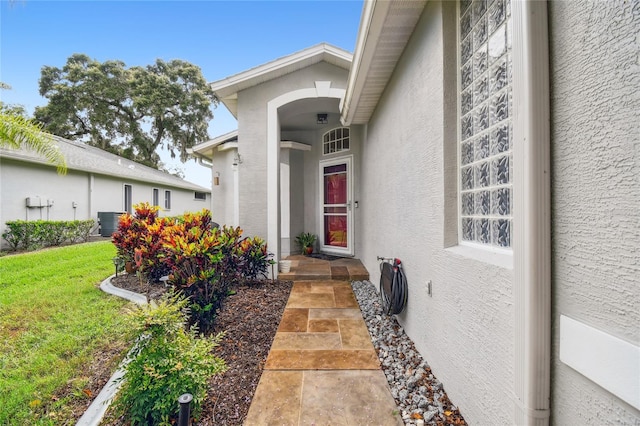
[76,274,147,426]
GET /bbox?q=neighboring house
[1,135,211,241]
[190,1,638,425]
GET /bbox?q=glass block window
[323,127,350,155]
[459,0,512,248]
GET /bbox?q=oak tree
[35,54,216,168]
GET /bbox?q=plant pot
[304,246,313,255]
[279,260,292,273]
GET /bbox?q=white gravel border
[352,280,462,425]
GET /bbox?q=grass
[0,241,134,425]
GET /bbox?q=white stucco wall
[210,148,237,226]
[1,158,211,245]
[89,175,209,219]
[357,2,514,424]
[236,62,349,241]
[549,1,640,424]
[289,149,305,254]
[0,159,90,224]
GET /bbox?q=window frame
[164,190,171,210]
[194,191,207,201]
[124,184,132,214]
[152,188,159,206]
[322,127,351,156]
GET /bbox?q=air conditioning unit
[26,196,42,207]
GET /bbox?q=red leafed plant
[159,218,226,331]
[236,236,274,282]
[113,206,275,331]
[112,203,175,282]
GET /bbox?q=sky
[0,0,363,187]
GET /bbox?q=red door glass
[323,164,348,248]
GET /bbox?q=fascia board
[210,43,353,100]
[189,130,239,156]
[342,0,428,126]
[342,0,389,126]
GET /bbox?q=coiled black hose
[378,258,408,315]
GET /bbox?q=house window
[164,190,171,210]
[194,191,207,201]
[124,184,132,214]
[323,127,350,155]
[459,0,512,248]
[152,188,159,206]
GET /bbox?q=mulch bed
[89,273,292,425]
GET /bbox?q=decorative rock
[418,397,430,409]
[352,280,464,426]
[423,410,438,422]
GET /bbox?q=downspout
[512,2,551,425]
[191,152,214,213]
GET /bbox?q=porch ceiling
[279,98,341,132]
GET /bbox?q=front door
[319,156,353,256]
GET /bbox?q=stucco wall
[1,158,210,245]
[0,159,90,224]
[289,149,305,254]
[357,2,514,424]
[236,62,349,241]
[210,149,237,226]
[91,175,209,218]
[549,1,640,424]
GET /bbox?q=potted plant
[295,232,317,255]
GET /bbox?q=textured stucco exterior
[549,1,640,424]
[209,148,238,226]
[0,157,210,242]
[194,1,640,422]
[357,2,514,424]
[235,62,349,241]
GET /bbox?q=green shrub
[113,292,226,425]
[237,236,274,282]
[35,221,67,246]
[1,219,95,251]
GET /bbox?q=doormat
[308,253,343,261]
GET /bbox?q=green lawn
[0,241,134,425]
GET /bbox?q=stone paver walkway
[245,256,402,425]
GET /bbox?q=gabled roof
[211,43,353,118]
[0,136,210,192]
[341,0,428,125]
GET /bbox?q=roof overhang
[188,130,239,158]
[211,43,353,118]
[341,0,428,126]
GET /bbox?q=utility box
[26,196,42,208]
[98,212,125,237]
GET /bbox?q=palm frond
[0,113,67,174]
